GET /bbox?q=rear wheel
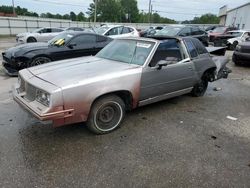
[191,77,208,97]
[87,95,125,134]
[29,56,51,67]
[27,37,37,43]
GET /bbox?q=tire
[191,77,208,97]
[27,37,37,43]
[87,95,125,134]
[29,56,51,67]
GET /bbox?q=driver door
[51,34,97,60]
[139,40,197,103]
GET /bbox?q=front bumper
[2,61,18,76]
[13,84,74,122]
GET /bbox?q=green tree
[77,12,86,21]
[182,13,219,24]
[120,0,139,22]
[87,0,122,22]
[70,11,77,21]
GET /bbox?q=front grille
[24,83,37,101]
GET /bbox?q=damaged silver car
[13,37,231,134]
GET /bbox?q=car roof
[62,31,109,38]
[117,36,184,43]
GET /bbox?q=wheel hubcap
[94,102,123,131]
[99,106,115,123]
[31,57,50,66]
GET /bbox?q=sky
[1,0,250,21]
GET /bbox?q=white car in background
[16,27,64,43]
[95,25,140,38]
[227,30,250,50]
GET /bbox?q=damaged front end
[212,56,232,80]
[205,47,232,82]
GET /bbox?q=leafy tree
[70,11,77,21]
[182,13,219,24]
[87,0,122,22]
[77,12,86,21]
[120,0,139,22]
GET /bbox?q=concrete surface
[0,38,250,188]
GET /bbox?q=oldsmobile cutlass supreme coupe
[13,37,230,134]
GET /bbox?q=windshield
[155,27,182,36]
[48,33,74,46]
[227,32,243,37]
[95,27,110,35]
[96,39,154,66]
[31,28,42,33]
[212,27,226,33]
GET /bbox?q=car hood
[4,42,49,57]
[27,56,141,88]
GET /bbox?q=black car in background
[2,32,112,76]
[154,26,209,46]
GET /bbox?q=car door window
[122,27,131,34]
[191,38,208,55]
[149,39,183,67]
[39,29,47,33]
[97,35,107,42]
[185,39,198,58]
[192,27,204,35]
[179,27,191,36]
[69,35,96,45]
[44,28,52,33]
[52,28,63,33]
[106,27,122,36]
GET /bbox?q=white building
[219,2,250,30]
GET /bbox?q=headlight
[36,89,50,106]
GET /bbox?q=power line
[141,9,202,16]
[152,3,217,12]
[32,0,89,8]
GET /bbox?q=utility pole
[12,0,16,16]
[94,0,97,23]
[148,0,151,24]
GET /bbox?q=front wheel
[27,37,37,43]
[29,56,51,67]
[191,78,208,97]
[87,95,125,134]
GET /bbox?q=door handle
[188,66,193,69]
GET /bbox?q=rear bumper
[233,51,250,64]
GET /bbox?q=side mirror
[156,60,169,70]
[68,43,77,49]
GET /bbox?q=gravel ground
[0,38,249,188]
